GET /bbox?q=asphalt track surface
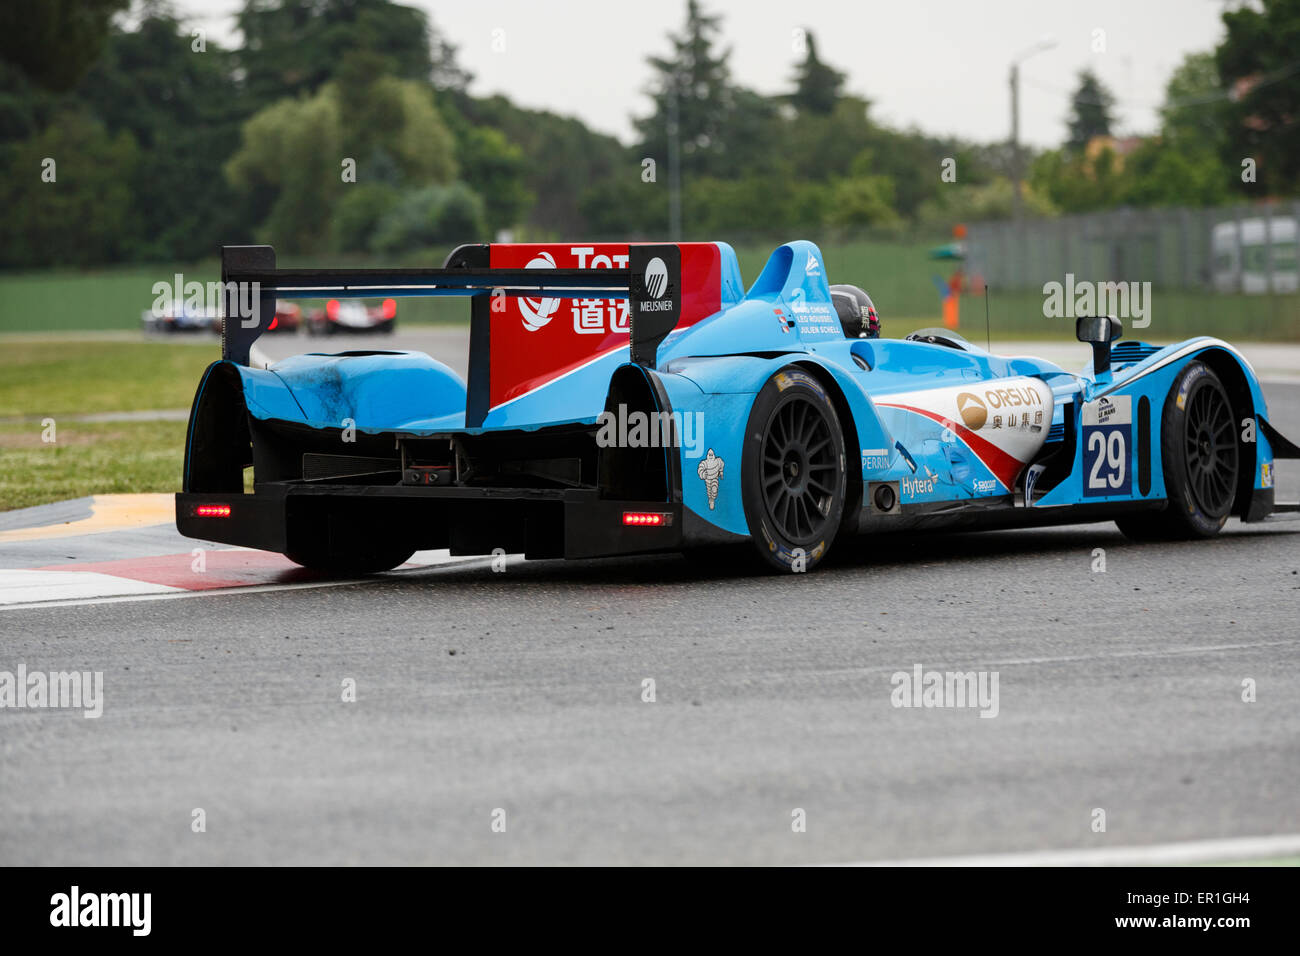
[1,352,1297,865]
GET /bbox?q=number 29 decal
[1082,396,1132,497]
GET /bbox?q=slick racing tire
[740,366,847,572]
[1116,361,1239,542]
[285,545,414,576]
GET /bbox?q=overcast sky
[177,0,1229,149]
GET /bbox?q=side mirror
[1076,315,1123,377]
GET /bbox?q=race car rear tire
[1116,361,1239,541]
[285,545,415,575]
[740,366,847,572]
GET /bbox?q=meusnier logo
[643,257,668,299]
[519,251,561,331]
[637,256,674,312]
[957,392,987,430]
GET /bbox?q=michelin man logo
[519,251,561,331]
[697,448,725,510]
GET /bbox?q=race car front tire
[740,366,847,572]
[1116,360,1240,541]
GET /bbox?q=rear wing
[219,243,705,427]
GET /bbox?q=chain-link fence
[967,202,1300,294]
[962,203,1300,340]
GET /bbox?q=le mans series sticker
[1081,395,1132,497]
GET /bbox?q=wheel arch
[792,359,863,536]
[1191,347,1258,519]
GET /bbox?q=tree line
[0,0,1291,270]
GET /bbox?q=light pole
[668,84,682,241]
[1009,36,1057,221]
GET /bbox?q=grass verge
[0,419,186,511]
[0,340,215,418]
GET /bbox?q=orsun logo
[643,257,668,299]
[956,392,988,430]
[519,251,561,331]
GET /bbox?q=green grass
[0,341,216,510]
[0,340,216,418]
[0,419,186,511]
[3,239,1297,339]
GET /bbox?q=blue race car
[176,240,1299,573]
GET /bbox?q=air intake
[1110,341,1161,369]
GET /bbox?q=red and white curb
[0,548,498,611]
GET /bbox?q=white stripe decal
[488,343,629,414]
[1096,337,1255,399]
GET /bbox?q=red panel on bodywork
[486,242,721,409]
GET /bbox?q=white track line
[828,833,1300,867]
[0,570,180,604]
[0,553,513,612]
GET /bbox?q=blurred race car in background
[146,300,302,335]
[306,297,397,335]
[264,300,302,334]
[141,301,220,334]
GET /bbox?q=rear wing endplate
[219,244,681,426]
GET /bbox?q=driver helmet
[830,284,880,338]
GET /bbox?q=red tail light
[195,504,231,518]
[381,297,396,319]
[326,299,340,321]
[267,316,279,330]
[622,511,670,527]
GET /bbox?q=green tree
[457,94,627,237]
[369,183,487,254]
[789,30,844,116]
[75,11,248,260]
[917,177,1056,227]
[236,0,435,104]
[1065,70,1115,152]
[0,111,139,267]
[1120,139,1230,207]
[226,88,342,252]
[1160,51,1230,149]
[1030,146,1125,213]
[454,127,532,235]
[227,79,456,252]
[636,0,735,179]
[332,182,401,252]
[1217,0,1300,195]
[0,0,129,93]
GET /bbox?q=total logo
[519,251,561,331]
[805,255,821,277]
[518,246,631,332]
